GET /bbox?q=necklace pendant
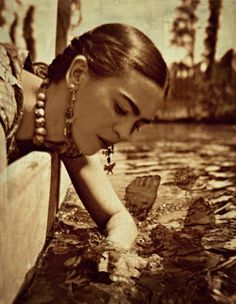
[103,145,115,174]
[65,117,75,125]
[104,162,116,174]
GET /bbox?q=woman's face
[72,69,164,155]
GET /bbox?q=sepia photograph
[0,0,236,303]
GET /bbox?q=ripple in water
[15,124,236,304]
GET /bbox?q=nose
[113,120,134,142]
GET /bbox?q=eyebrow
[119,92,140,116]
[119,92,152,124]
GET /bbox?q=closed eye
[114,102,128,116]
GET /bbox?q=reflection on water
[15,123,236,304]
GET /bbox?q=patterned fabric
[0,43,83,163]
[0,43,25,162]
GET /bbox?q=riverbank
[155,97,236,124]
[155,117,236,124]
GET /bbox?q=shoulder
[0,43,25,159]
[0,43,29,86]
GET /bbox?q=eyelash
[132,123,140,133]
[132,120,150,133]
[114,102,128,116]
[114,102,149,133]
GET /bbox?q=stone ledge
[0,151,71,304]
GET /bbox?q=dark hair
[48,23,169,94]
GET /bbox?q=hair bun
[33,62,49,79]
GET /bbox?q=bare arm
[62,153,138,249]
[0,124,7,173]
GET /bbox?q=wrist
[105,229,138,250]
[105,210,138,249]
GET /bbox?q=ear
[66,55,88,86]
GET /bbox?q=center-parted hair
[47,23,169,93]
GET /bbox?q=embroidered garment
[0,43,25,162]
[0,43,82,163]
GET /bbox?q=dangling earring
[102,145,116,174]
[42,82,82,157]
[55,83,83,157]
[64,83,76,138]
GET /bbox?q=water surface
[15,123,236,304]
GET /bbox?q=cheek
[75,103,113,133]
[74,88,116,130]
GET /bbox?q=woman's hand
[63,153,143,282]
[105,210,138,250]
[98,242,147,283]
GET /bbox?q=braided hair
[47,23,169,94]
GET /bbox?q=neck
[16,70,42,140]
[44,80,68,142]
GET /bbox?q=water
[15,123,236,304]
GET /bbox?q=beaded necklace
[32,79,83,158]
[32,78,49,146]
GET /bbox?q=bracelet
[103,239,130,254]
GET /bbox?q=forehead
[104,70,164,118]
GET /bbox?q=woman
[0,23,168,278]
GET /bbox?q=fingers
[105,250,147,283]
[98,251,109,272]
[125,175,161,192]
[109,267,140,283]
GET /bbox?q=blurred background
[1,0,236,123]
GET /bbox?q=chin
[83,149,100,156]
[74,134,102,155]
[77,142,101,156]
